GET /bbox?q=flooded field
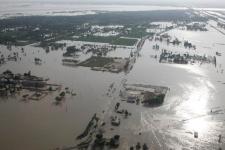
[0,9,225,150]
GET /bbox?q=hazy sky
[1,0,225,8]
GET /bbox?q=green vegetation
[63,46,80,57]
[111,38,137,46]
[76,36,117,44]
[143,93,166,106]
[125,26,150,38]
[79,56,114,68]
[0,10,207,46]
[150,94,165,104]
[76,35,138,46]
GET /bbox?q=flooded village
[0,8,225,150]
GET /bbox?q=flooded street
[0,19,225,150]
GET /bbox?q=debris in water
[194,132,198,138]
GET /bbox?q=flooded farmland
[0,8,225,150]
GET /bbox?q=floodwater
[0,21,225,150]
[0,45,124,150]
[123,22,225,149]
[0,2,187,19]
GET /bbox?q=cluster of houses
[61,44,118,66]
[0,70,47,97]
[159,49,216,65]
[186,22,208,31]
[184,41,196,49]
[0,51,20,65]
[120,84,168,106]
[154,34,196,49]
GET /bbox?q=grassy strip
[76,36,116,44]
[111,38,137,46]
[79,56,114,68]
[125,27,149,38]
[76,36,138,46]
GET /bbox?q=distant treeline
[0,10,206,28]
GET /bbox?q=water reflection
[172,64,206,77]
[184,117,210,135]
[181,80,210,116]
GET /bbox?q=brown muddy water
[0,21,225,150]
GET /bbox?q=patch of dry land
[79,56,130,73]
